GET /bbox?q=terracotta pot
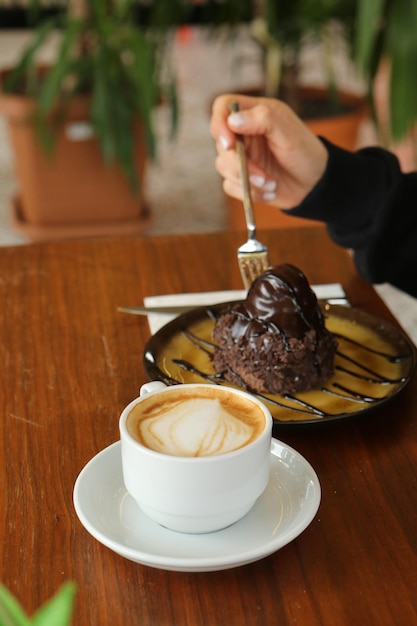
[0,69,151,239]
[226,87,367,231]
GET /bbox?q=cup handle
[139,381,167,397]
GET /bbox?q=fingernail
[263,180,277,192]
[219,135,229,150]
[262,192,277,201]
[249,174,266,187]
[228,112,246,127]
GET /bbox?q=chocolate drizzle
[167,324,411,417]
[143,298,416,423]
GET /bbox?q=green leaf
[3,19,56,95]
[0,585,31,626]
[38,19,83,113]
[165,79,179,143]
[90,47,117,162]
[386,0,417,140]
[389,53,417,140]
[31,582,76,626]
[354,0,385,75]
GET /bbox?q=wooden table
[1,227,416,625]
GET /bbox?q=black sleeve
[284,139,417,297]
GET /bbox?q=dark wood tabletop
[1,227,416,626]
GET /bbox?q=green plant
[0,0,254,194]
[2,0,179,193]
[354,0,417,144]
[248,0,358,115]
[0,582,76,626]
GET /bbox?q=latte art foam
[127,389,265,457]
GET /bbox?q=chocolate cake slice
[212,264,337,394]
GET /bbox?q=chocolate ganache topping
[229,263,326,342]
[212,263,337,395]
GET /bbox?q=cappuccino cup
[119,382,273,534]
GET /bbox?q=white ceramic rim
[119,383,273,461]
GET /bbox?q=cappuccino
[120,382,273,532]
[126,386,266,457]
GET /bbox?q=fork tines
[237,243,269,290]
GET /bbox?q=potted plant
[0,0,179,241]
[354,0,417,170]
[243,0,364,136]
[226,0,368,230]
[0,581,76,625]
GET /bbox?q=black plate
[143,302,416,425]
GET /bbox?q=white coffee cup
[119,381,273,534]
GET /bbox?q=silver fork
[229,101,269,289]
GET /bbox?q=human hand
[210,94,328,209]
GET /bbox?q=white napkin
[145,283,346,334]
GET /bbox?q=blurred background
[0,1,416,339]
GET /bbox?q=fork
[229,101,269,289]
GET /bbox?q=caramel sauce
[144,302,416,424]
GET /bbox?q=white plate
[73,439,321,572]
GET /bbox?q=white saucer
[73,439,321,572]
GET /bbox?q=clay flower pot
[0,70,151,241]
